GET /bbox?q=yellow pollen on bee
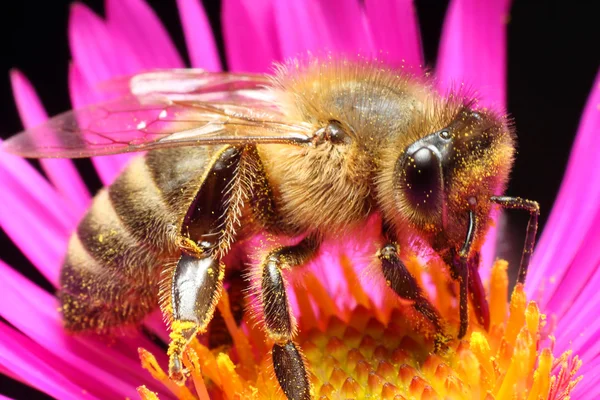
[138,259,582,400]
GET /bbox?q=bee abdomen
[60,156,181,333]
[108,157,181,254]
[59,234,158,332]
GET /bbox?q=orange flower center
[137,258,582,399]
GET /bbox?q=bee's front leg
[449,209,479,339]
[490,196,540,284]
[377,241,445,346]
[466,251,490,332]
[259,234,321,400]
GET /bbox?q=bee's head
[380,104,516,253]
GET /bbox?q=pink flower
[1,0,598,398]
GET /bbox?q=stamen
[215,290,255,375]
[341,255,372,309]
[489,259,509,327]
[137,258,582,399]
[506,283,527,346]
[137,385,159,400]
[528,348,552,400]
[215,353,244,398]
[469,332,494,390]
[138,348,195,400]
[496,330,531,397]
[302,272,339,324]
[182,348,210,400]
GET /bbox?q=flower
[0,0,598,399]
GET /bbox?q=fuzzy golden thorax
[377,100,516,255]
[259,60,436,234]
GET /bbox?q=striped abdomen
[59,146,215,333]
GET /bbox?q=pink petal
[0,324,122,399]
[478,209,501,283]
[546,208,600,323]
[317,0,375,56]
[0,144,76,285]
[315,215,385,311]
[567,321,600,368]
[578,352,600,378]
[68,4,139,184]
[68,63,134,185]
[68,62,107,107]
[573,370,600,400]
[222,0,281,72]
[105,0,184,69]
[144,310,170,344]
[0,260,168,397]
[527,71,600,305]
[175,0,221,70]
[553,243,600,353]
[68,3,144,85]
[272,0,374,60]
[0,364,23,383]
[69,3,162,186]
[365,0,423,69]
[436,0,511,107]
[10,69,91,217]
[0,322,99,400]
[0,395,14,400]
[272,0,334,60]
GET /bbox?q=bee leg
[168,249,224,383]
[468,252,490,330]
[260,234,321,400]
[165,146,247,383]
[451,210,477,339]
[490,196,540,283]
[377,243,444,344]
[454,253,470,339]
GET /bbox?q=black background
[0,1,598,398]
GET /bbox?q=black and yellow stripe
[59,146,216,333]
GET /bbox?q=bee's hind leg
[259,234,321,400]
[163,146,248,383]
[167,248,224,383]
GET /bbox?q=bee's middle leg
[259,234,321,400]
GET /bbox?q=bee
[5,59,539,400]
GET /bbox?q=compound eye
[403,147,442,213]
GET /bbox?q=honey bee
[5,59,539,400]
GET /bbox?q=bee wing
[128,69,273,96]
[98,69,272,97]
[4,71,313,159]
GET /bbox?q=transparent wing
[4,71,313,158]
[99,69,272,97]
[129,69,272,97]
